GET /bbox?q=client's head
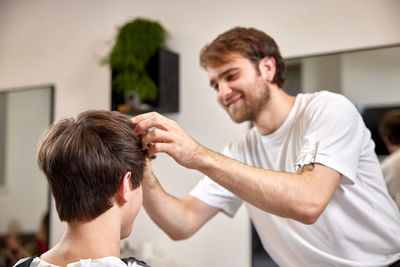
[37,110,146,237]
[380,109,400,153]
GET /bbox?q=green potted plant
[105,18,166,112]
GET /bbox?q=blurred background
[0,1,399,266]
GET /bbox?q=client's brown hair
[380,109,400,145]
[37,110,146,222]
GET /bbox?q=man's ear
[118,171,132,203]
[258,56,276,83]
[383,136,394,153]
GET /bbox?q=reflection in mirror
[0,85,54,267]
[252,44,400,267]
[283,45,400,103]
[283,45,400,156]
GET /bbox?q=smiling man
[132,27,400,266]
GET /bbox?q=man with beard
[132,27,400,266]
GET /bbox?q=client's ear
[118,171,132,202]
[383,136,395,153]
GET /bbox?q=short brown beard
[229,79,270,123]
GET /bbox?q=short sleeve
[296,92,369,183]
[190,146,243,217]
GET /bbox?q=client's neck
[63,214,122,258]
[41,209,122,265]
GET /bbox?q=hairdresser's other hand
[131,112,206,170]
[143,158,153,178]
[142,158,158,189]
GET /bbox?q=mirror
[252,44,400,267]
[284,44,400,156]
[0,84,54,266]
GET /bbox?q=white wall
[0,0,400,266]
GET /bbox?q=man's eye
[213,84,219,91]
[226,74,237,81]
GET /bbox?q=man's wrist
[142,172,159,190]
[194,145,220,174]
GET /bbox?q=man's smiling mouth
[226,95,243,108]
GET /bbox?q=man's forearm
[142,173,192,240]
[131,112,340,224]
[194,148,340,224]
[142,171,219,239]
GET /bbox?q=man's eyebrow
[209,67,238,87]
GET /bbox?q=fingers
[131,113,177,157]
[146,142,173,158]
[141,128,174,149]
[131,112,190,163]
[130,112,156,124]
[131,112,176,135]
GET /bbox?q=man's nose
[218,82,232,100]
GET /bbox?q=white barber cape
[14,256,143,267]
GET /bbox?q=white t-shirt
[14,256,143,267]
[190,91,400,266]
[382,149,400,210]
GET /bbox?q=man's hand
[131,112,206,170]
[139,150,220,240]
[142,158,156,187]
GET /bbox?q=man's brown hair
[199,27,286,88]
[37,110,146,222]
[380,109,400,145]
